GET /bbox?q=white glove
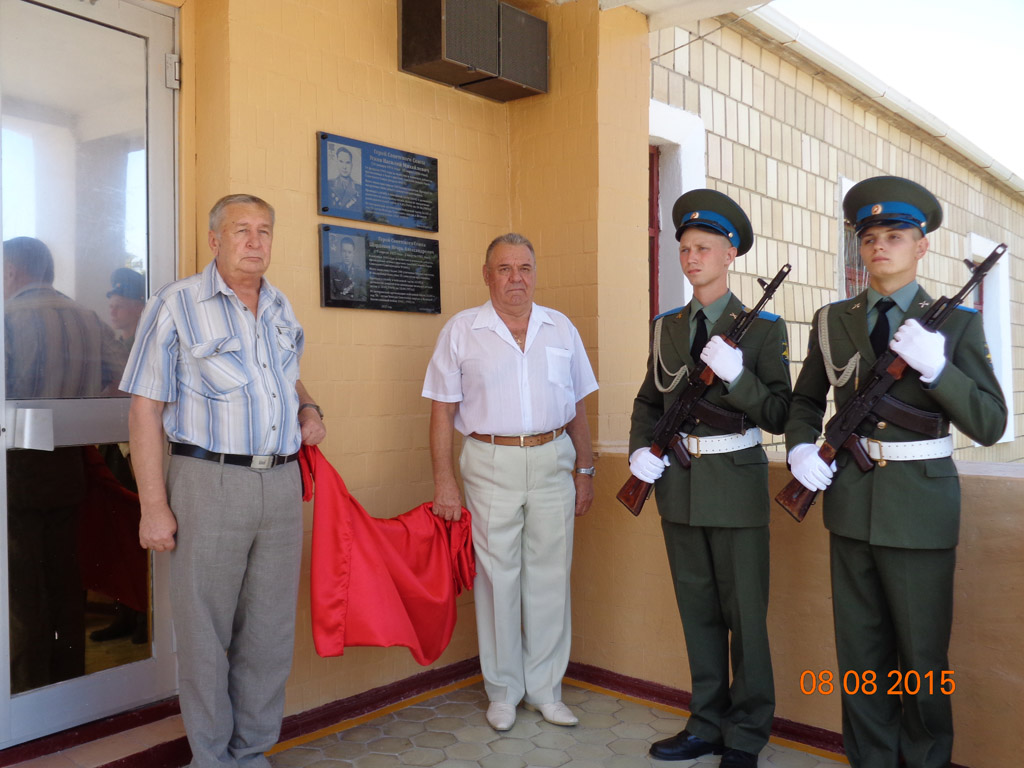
[788,443,835,492]
[629,447,670,483]
[890,319,946,383]
[700,335,744,383]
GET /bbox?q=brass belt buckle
[866,438,886,467]
[250,455,274,470]
[688,435,701,458]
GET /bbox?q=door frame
[0,0,179,747]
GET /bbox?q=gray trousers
[167,455,303,768]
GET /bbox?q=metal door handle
[7,407,55,451]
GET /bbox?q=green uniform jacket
[785,287,1007,549]
[629,293,792,527]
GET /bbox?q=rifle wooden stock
[616,436,691,516]
[616,474,652,517]
[774,443,837,522]
[775,243,1006,522]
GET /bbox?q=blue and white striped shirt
[120,260,305,456]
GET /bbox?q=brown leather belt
[469,427,566,447]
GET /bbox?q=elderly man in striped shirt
[121,194,326,768]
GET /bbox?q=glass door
[0,0,177,747]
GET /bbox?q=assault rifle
[775,243,1007,522]
[617,264,792,516]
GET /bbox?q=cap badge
[690,212,700,220]
[871,204,883,215]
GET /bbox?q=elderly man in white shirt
[423,233,597,732]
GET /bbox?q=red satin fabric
[301,445,475,666]
[77,445,148,613]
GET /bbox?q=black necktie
[690,309,708,362]
[870,298,895,357]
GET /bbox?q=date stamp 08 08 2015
[800,669,955,696]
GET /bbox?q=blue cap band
[678,210,738,246]
[855,201,927,233]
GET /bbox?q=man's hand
[573,473,594,517]
[299,409,326,445]
[700,335,744,383]
[890,319,946,383]
[431,477,463,522]
[140,502,178,551]
[629,447,670,483]
[788,443,835,492]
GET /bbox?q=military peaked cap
[107,267,145,302]
[843,175,942,236]
[671,189,753,255]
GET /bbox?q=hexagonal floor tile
[479,753,528,768]
[398,747,446,766]
[521,746,570,767]
[410,731,458,750]
[267,680,850,768]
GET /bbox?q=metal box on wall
[460,3,548,101]
[400,0,499,86]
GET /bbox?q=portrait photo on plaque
[320,224,441,314]
[318,131,438,232]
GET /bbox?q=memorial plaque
[318,132,439,232]
[320,225,441,314]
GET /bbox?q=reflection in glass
[2,1,152,694]
[8,442,150,695]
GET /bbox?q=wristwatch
[574,466,596,476]
[299,403,323,419]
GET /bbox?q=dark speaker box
[400,0,499,86]
[460,3,548,101]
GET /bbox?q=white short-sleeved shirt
[422,301,598,436]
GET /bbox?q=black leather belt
[169,442,299,469]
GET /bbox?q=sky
[767,0,1024,180]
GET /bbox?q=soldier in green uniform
[784,176,1007,768]
[629,190,791,768]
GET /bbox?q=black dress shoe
[720,748,759,767]
[648,730,724,761]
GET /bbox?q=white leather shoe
[486,701,516,731]
[525,700,579,726]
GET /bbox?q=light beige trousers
[460,432,577,706]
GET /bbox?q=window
[967,233,1013,444]
[648,145,660,319]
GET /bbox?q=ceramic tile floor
[265,679,849,768]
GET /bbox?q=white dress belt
[679,427,762,457]
[857,434,954,462]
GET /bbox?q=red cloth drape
[77,445,148,613]
[301,445,475,666]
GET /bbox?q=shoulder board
[954,305,978,314]
[653,305,685,322]
[755,310,780,322]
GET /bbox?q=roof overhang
[599,0,761,29]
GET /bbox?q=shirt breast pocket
[190,336,249,397]
[546,346,574,392]
[274,324,301,377]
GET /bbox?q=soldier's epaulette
[755,310,780,322]
[653,305,686,322]
[954,305,978,314]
